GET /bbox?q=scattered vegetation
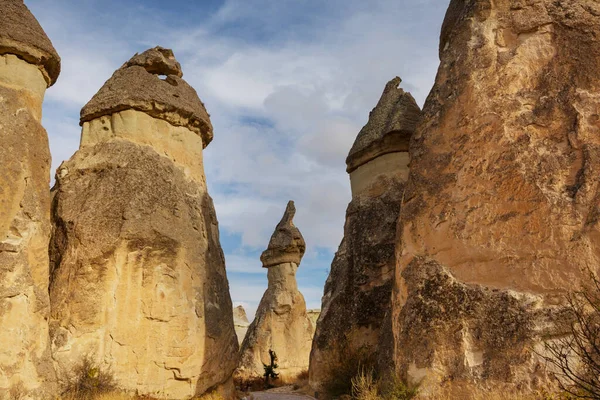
[541,269,600,399]
[61,356,117,399]
[263,349,280,389]
[322,346,378,398]
[350,368,418,400]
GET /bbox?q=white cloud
[28,0,446,310]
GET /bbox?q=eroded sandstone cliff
[393,0,600,396]
[238,202,314,380]
[0,1,60,397]
[49,47,238,399]
[309,78,421,393]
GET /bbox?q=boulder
[309,78,420,394]
[238,202,314,380]
[49,47,238,399]
[0,1,60,397]
[392,0,600,396]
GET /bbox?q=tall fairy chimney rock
[233,305,250,346]
[0,1,60,397]
[238,201,314,379]
[309,78,421,392]
[49,47,238,399]
[393,0,600,396]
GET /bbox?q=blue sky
[27,0,446,318]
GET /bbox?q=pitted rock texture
[49,49,237,399]
[0,0,61,86]
[309,79,419,394]
[393,0,600,395]
[234,305,250,346]
[346,77,421,173]
[260,201,306,268]
[80,47,213,146]
[0,5,59,397]
[309,176,405,391]
[238,204,314,380]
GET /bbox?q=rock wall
[0,1,60,397]
[238,202,314,380]
[49,47,238,399]
[393,0,600,396]
[309,78,420,393]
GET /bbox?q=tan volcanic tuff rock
[392,0,600,396]
[234,305,250,346]
[49,48,238,400]
[309,78,420,394]
[80,46,213,147]
[0,1,60,397]
[0,0,61,86]
[238,202,314,380]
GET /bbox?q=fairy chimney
[0,0,60,397]
[238,201,314,380]
[393,0,600,396]
[48,47,238,399]
[309,78,421,392]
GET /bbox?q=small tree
[543,269,600,399]
[263,349,279,389]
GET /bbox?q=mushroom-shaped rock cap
[260,201,306,268]
[80,47,214,147]
[346,77,421,173]
[0,0,61,87]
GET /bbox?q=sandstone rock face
[234,305,250,346]
[0,1,60,397]
[49,48,238,399]
[238,202,314,380]
[393,0,600,395]
[309,79,420,393]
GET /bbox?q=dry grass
[349,369,418,400]
[418,388,576,400]
[58,391,224,400]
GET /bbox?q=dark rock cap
[80,47,213,147]
[440,0,472,57]
[260,201,306,268]
[346,77,421,173]
[0,0,61,86]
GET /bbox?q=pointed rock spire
[80,46,213,147]
[260,201,306,268]
[0,0,61,86]
[346,77,421,173]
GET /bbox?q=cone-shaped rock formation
[393,0,600,396]
[309,78,420,392]
[49,47,238,399]
[0,0,60,397]
[234,305,250,346]
[238,202,314,380]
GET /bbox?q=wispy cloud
[28,0,445,312]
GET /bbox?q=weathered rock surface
[238,202,314,380]
[0,0,60,86]
[49,47,238,399]
[0,1,59,397]
[309,79,420,393]
[306,309,320,329]
[393,0,600,396]
[234,305,250,346]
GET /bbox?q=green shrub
[62,356,117,399]
[322,346,378,398]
